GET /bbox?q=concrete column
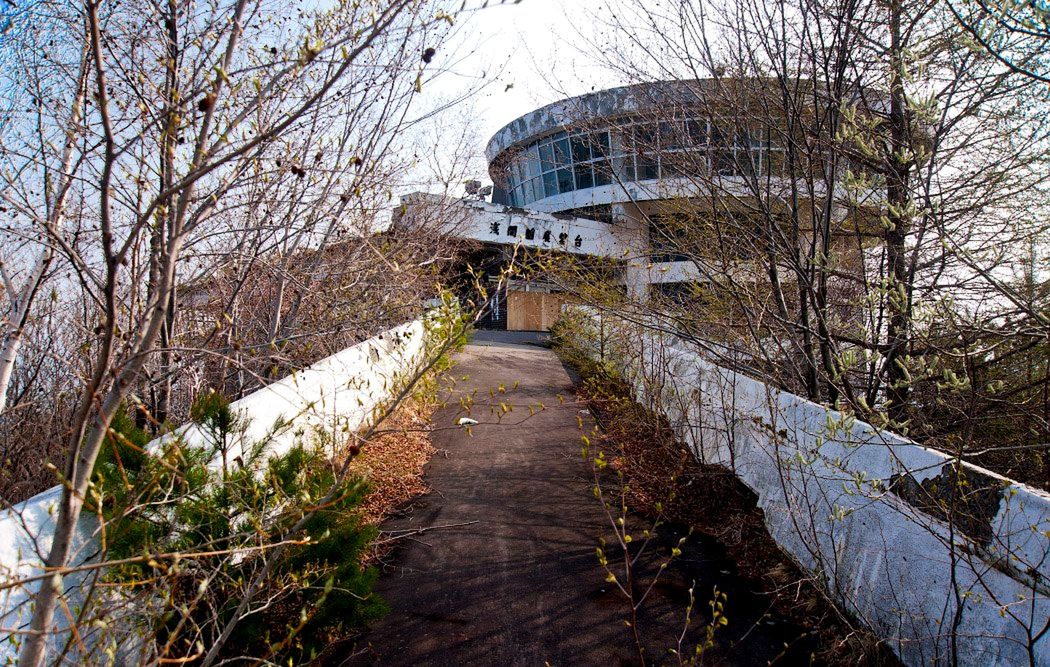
[611,200,650,302]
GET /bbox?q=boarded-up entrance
[506,291,566,331]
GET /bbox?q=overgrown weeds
[551,317,898,666]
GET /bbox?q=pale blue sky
[406,0,621,189]
[449,0,614,143]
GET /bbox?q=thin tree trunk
[149,0,180,428]
[0,332,23,414]
[18,0,203,657]
[0,44,88,418]
[0,273,44,415]
[885,0,913,425]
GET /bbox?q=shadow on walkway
[345,333,814,666]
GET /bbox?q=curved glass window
[498,114,786,207]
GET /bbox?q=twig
[374,520,479,545]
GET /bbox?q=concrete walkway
[347,333,810,666]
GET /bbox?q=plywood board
[507,291,527,331]
[506,291,568,331]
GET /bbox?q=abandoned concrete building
[398,79,878,330]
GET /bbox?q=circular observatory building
[398,79,877,331]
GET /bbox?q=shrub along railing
[0,316,442,662]
[565,309,1050,666]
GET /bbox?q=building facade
[400,79,873,330]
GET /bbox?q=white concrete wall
[0,319,428,662]
[581,315,1050,666]
[644,261,705,285]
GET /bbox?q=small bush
[549,310,618,381]
[90,392,384,664]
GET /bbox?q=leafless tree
[553,0,1050,475]
[0,0,503,662]
[521,0,1049,660]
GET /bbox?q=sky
[445,0,613,144]
[410,0,622,189]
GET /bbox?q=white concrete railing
[580,314,1050,667]
[0,319,428,662]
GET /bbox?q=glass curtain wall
[499,115,786,207]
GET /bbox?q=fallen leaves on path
[345,399,436,527]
